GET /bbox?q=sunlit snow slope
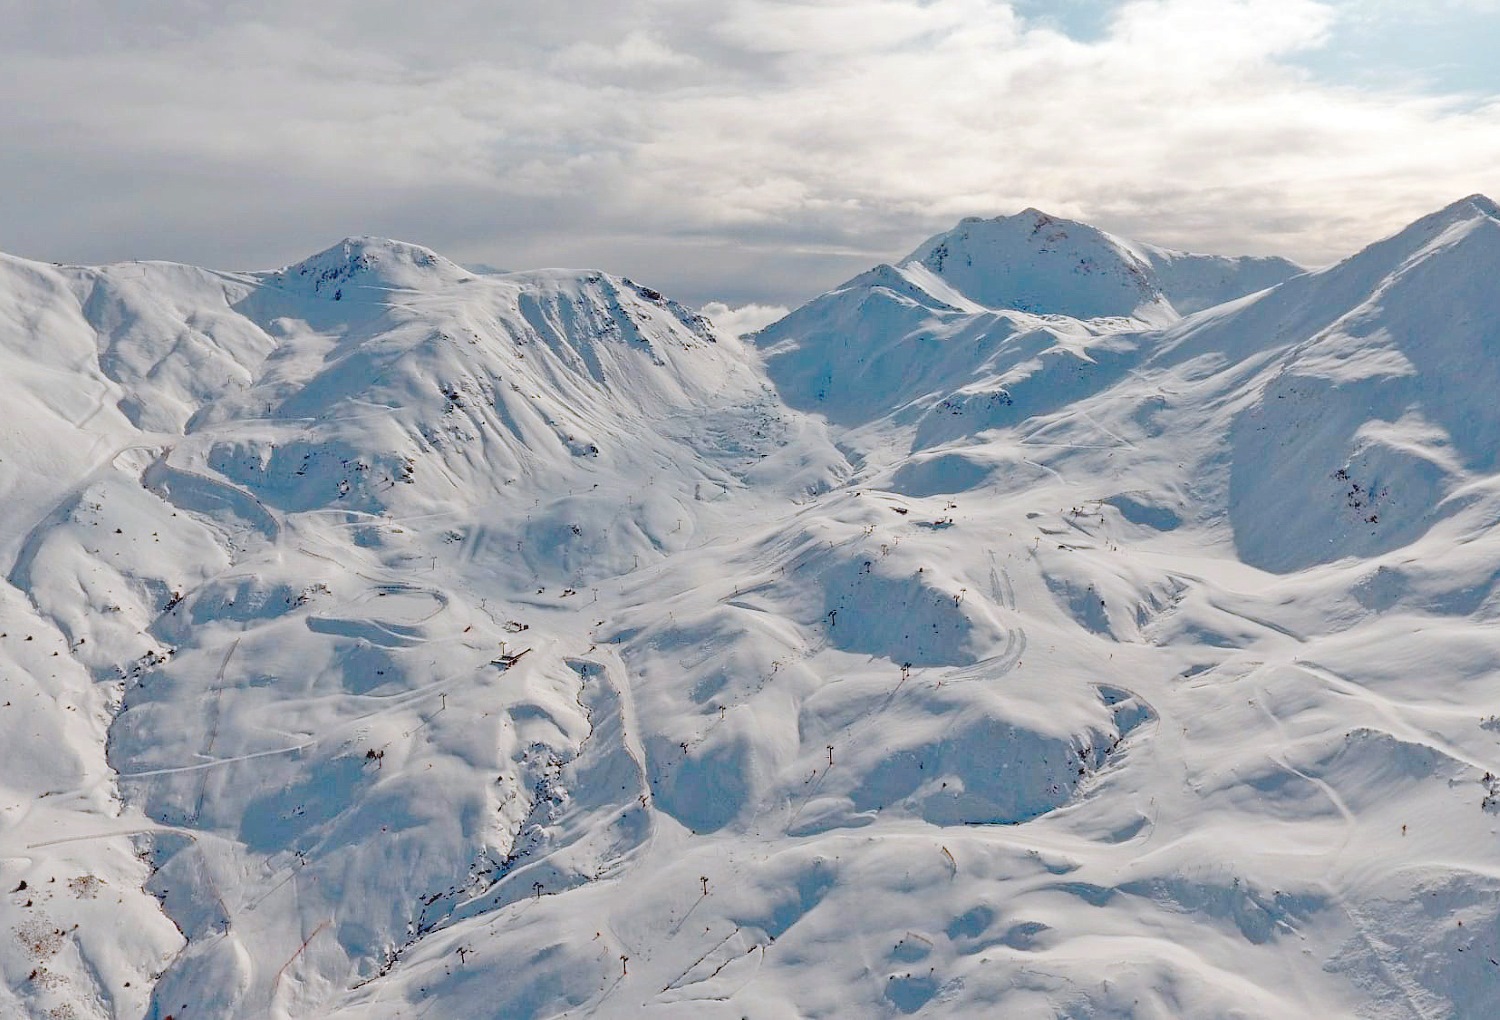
[3,201,1500,1020]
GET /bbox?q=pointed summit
[1262,192,1500,323]
[1160,192,1500,370]
[1440,193,1499,220]
[1385,193,1500,247]
[267,236,471,299]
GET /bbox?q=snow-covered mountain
[904,208,1300,320]
[3,201,1500,1020]
[756,209,1301,431]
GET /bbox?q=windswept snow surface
[3,202,1500,1019]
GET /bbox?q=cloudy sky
[3,0,1499,315]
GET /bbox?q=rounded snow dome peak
[271,236,469,298]
[904,209,1170,320]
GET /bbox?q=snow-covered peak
[1347,192,1500,274]
[1162,191,1500,368]
[903,209,1173,322]
[1371,194,1500,287]
[265,236,471,299]
[1432,191,1500,223]
[1129,194,1500,572]
[901,209,1303,320]
[756,208,1302,430]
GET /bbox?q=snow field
[5,204,1500,1017]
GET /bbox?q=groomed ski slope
[3,199,1500,1019]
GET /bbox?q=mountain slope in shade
[4,202,1500,1020]
[1133,236,1303,314]
[1147,193,1500,572]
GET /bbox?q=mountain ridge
[3,198,1500,1020]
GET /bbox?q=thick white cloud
[0,0,1497,305]
[700,301,794,337]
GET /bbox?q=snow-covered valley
[5,198,1500,1019]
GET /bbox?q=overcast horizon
[3,0,1499,319]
